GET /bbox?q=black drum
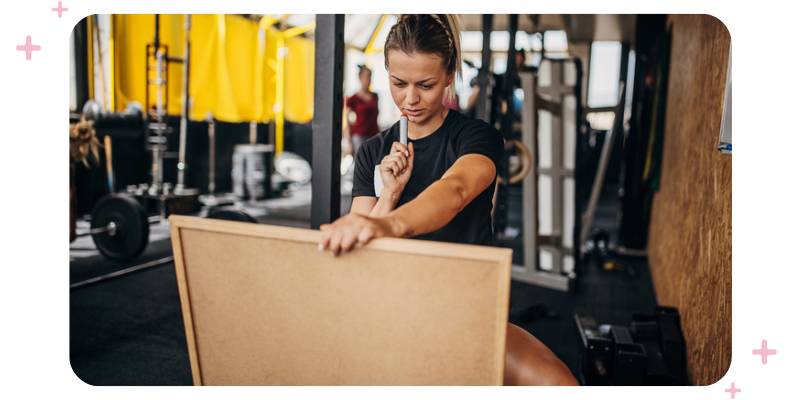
[232,144,274,200]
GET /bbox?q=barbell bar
[81,194,258,263]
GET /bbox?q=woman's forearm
[383,176,467,238]
[382,154,496,238]
[369,190,401,218]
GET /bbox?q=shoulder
[448,111,502,142]
[360,125,396,157]
[445,112,504,167]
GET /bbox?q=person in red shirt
[343,65,381,156]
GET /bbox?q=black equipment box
[575,306,687,385]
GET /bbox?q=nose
[405,86,420,106]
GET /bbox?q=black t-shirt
[352,110,504,246]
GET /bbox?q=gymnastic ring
[497,139,532,185]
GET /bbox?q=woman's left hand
[318,213,399,256]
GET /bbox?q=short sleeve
[351,138,377,197]
[456,122,505,171]
[345,95,356,109]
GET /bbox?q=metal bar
[311,14,344,229]
[511,265,572,292]
[283,22,316,39]
[276,34,286,153]
[580,82,626,245]
[551,60,564,274]
[109,15,116,111]
[86,16,95,106]
[206,113,216,195]
[70,256,174,291]
[500,14,518,137]
[152,49,165,194]
[364,15,388,54]
[74,18,90,111]
[476,14,493,123]
[75,223,114,237]
[154,14,160,50]
[517,71,538,284]
[176,14,192,192]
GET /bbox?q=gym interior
[68,14,732,386]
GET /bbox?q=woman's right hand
[378,142,414,197]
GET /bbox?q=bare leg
[503,323,579,386]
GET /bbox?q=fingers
[327,229,345,257]
[391,141,410,157]
[317,214,378,257]
[357,227,375,246]
[381,152,408,176]
[318,225,332,252]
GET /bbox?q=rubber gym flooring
[69,183,657,386]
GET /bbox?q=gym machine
[508,58,582,292]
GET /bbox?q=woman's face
[359,68,372,88]
[387,51,453,127]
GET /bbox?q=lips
[405,109,424,117]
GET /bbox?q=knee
[504,323,579,386]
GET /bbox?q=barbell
[86,194,153,262]
[77,194,258,262]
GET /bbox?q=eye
[420,84,433,89]
[393,82,407,88]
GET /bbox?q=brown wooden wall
[647,14,731,386]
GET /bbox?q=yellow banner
[112,14,314,124]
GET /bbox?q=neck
[408,108,449,140]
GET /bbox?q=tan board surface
[169,215,512,385]
[649,15,731,385]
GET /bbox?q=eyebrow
[390,75,438,84]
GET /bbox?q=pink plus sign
[752,339,777,364]
[725,382,741,399]
[16,36,41,60]
[52,2,68,18]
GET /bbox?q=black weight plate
[90,194,149,262]
[206,208,258,223]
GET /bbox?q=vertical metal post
[519,71,538,280]
[206,113,216,195]
[276,34,286,154]
[151,49,165,195]
[74,18,90,111]
[476,14,493,123]
[494,14,518,242]
[250,120,258,145]
[311,14,344,229]
[580,82,625,245]
[550,62,564,274]
[500,14,518,137]
[177,14,192,192]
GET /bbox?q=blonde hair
[70,118,101,168]
[384,14,463,101]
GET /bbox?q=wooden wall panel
[648,14,731,386]
[169,215,512,385]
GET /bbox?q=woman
[319,14,578,386]
[343,65,381,156]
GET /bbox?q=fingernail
[318,243,324,252]
[330,251,336,257]
[405,151,409,157]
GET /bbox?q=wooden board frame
[169,215,512,385]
